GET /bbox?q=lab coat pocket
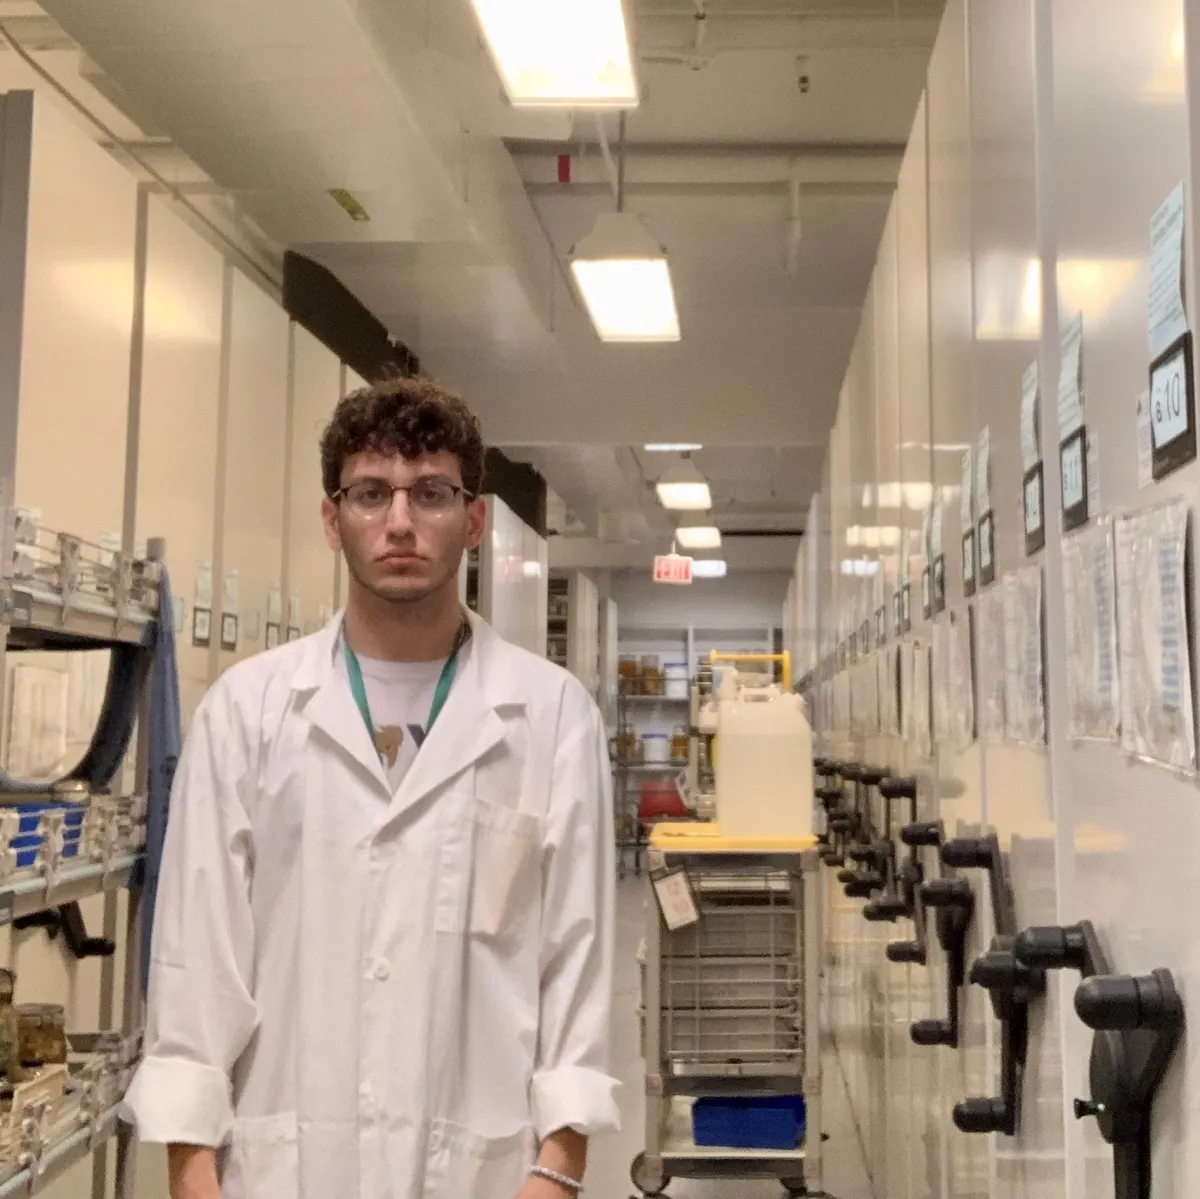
[468,800,542,941]
[222,1113,298,1199]
[424,1120,532,1199]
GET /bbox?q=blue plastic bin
[2,800,88,836]
[692,1095,807,1151]
[11,827,83,870]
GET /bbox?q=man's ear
[466,496,487,550]
[321,496,343,552]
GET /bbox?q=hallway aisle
[590,879,874,1199]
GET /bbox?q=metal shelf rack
[0,514,161,1199]
[634,837,822,1198]
[614,678,693,878]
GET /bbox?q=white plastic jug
[715,683,814,839]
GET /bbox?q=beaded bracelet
[529,1164,584,1194]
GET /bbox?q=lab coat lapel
[393,615,514,815]
[293,616,391,794]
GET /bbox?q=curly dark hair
[319,377,485,498]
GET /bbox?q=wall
[478,494,547,655]
[611,568,790,631]
[0,82,367,1198]
[799,3,1199,1199]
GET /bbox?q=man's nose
[384,490,416,534]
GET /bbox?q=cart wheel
[779,1177,808,1197]
[630,1152,669,1196]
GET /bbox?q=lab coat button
[372,959,391,981]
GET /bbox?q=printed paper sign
[976,426,992,515]
[1058,313,1085,439]
[931,492,944,558]
[222,568,240,616]
[1024,473,1043,536]
[1087,431,1101,517]
[1061,434,1085,512]
[1148,182,1188,359]
[1020,361,1040,471]
[195,560,213,609]
[653,869,699,931]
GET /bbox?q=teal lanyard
[343,620,470,760]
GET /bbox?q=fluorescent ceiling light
[470,0,639,108]
[691,559,727,579]
[840,558,880,577]
[644,443,703,453]
[656,457,712,510]
[570,213,681,343]
[676,525,722,550]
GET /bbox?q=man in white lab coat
[124,378,620,1199]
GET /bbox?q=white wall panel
[893,91,942,1199]
[1046,1,1194,1197]
[610,570,789,629]
[14,96,135,539]
[0,92,139,1199]
[333,365,369,609]
[286,325,340,636]
[480,494,531,647]
[526,525,549,657]
[967,3,1065,1197]
[218,269,289,665]
[567,570,600,696]
[136,196,224,725]
[927,7,990,1197]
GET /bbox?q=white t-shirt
[341,642,469,791]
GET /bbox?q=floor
[590,876,875,1199]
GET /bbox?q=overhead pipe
[591,116,621,205]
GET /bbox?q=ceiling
[17,0,942,566]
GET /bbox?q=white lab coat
[123,612,620,1199]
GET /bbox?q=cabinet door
[219,269,288,666]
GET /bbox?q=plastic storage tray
[3,800,88,836]
[692,1095,807,1150]
[11,828,83,869]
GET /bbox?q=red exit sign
[653,554,694,585]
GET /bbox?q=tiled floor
[590,877,875,1199]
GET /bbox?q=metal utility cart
[634,823,822,1198]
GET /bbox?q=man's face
[322,449,486,605]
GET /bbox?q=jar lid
[16,1003,64,1022]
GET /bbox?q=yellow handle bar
[709,650,792,690]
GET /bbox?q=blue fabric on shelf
[135,567,182,995]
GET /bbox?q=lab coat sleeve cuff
[120,1055,234,1148]
[531,1066,621,1139]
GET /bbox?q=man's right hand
[168,1144,221,1199]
